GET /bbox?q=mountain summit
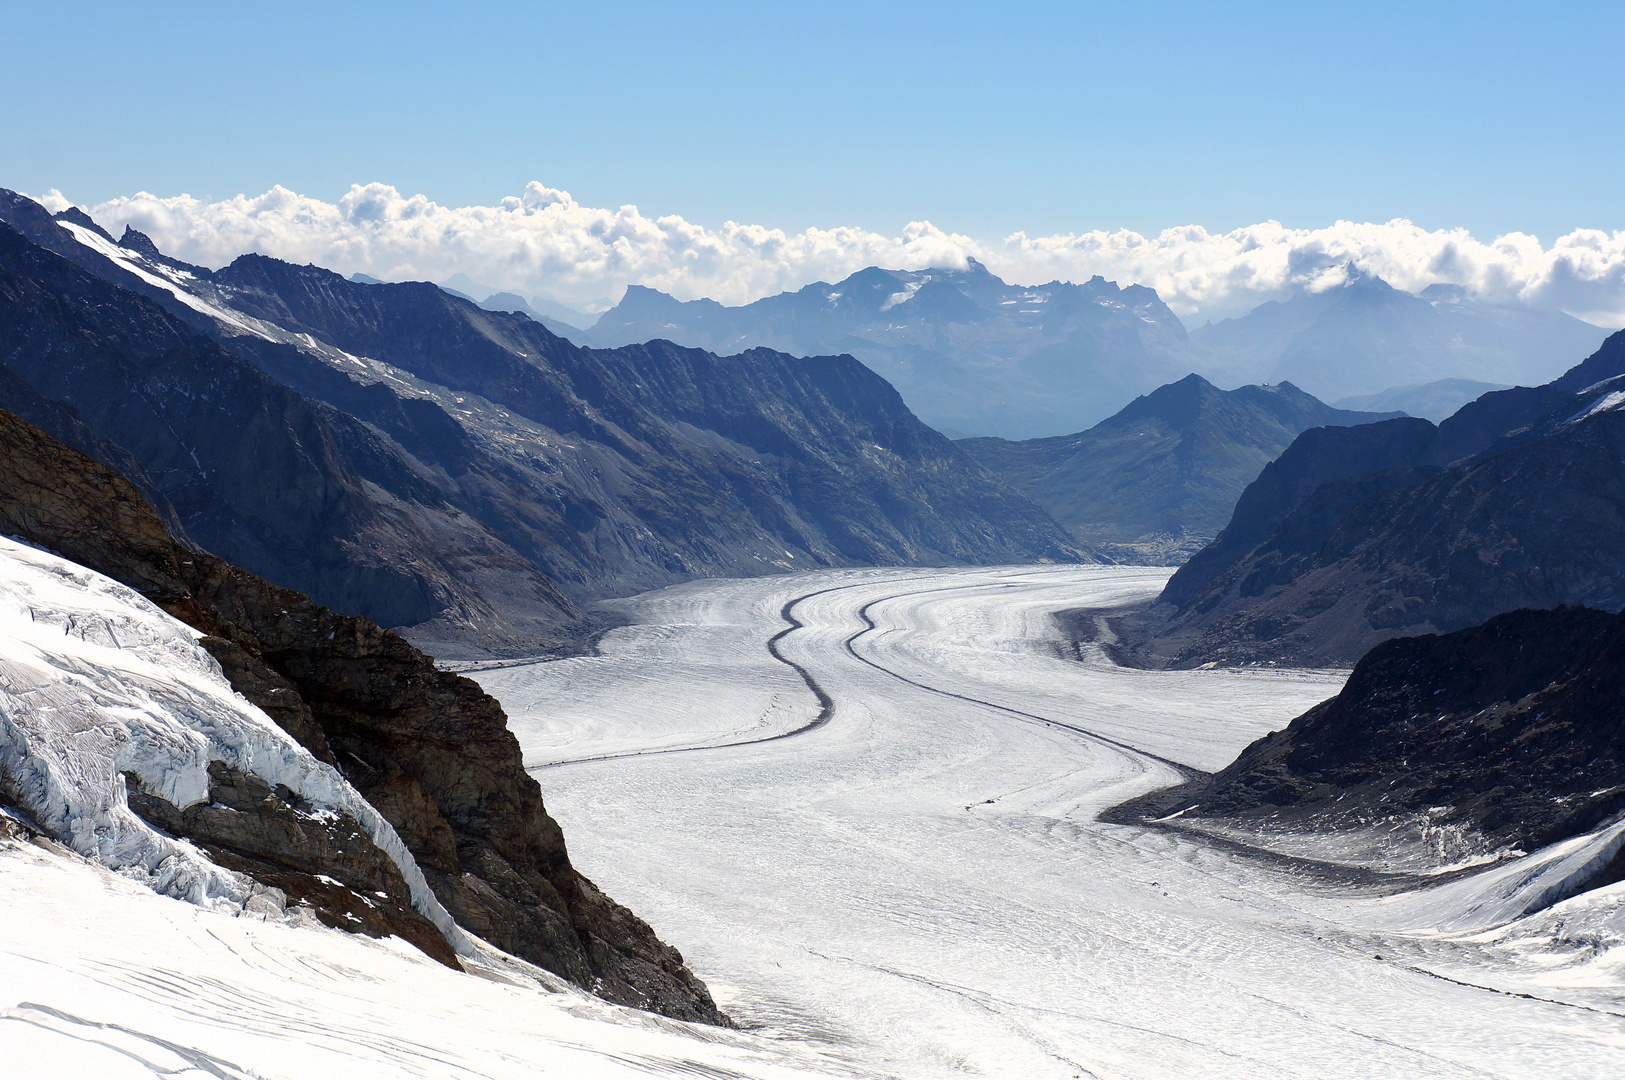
[578,260,1611,440]
[962,374,1397,562]
[582,260,1193,439]
[0,191,1085,658]
[1189,266,1610,402]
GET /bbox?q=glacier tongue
[0,535,469,951]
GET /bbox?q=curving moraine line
[533,572,1176,774]
[531,579,911,770]
[840,590,1201,779]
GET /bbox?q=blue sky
[4,0,1622,242]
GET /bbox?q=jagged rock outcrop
[0,408,727,1025]
[961,374,1396,562]
[125,761,462,968]
[1186,606,1625,863]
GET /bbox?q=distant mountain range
[436,272,597,333]
[1109,329,1625,667]
[581,260,1194,439]
[575,261,1612,439]
[961,375,1397,563]
[1332,378,1508,423]
[1187,271,1608,404]
[0,190,1083,659]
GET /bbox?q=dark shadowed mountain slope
[0,408,726,1024]
[1159,417,1442,609]
[0,219,577,643]
[960,374,1397,563]
[1189,270,1612,404]
[0,191,1083,657]
[1118,331,1625,667]
[581,260,1193,439]
[1187,606,1625,881]
[207,253,1085,576]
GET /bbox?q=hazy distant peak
[437,272,496,302]
[619,282,727,318]
[1419,281,1470,303]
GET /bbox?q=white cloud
[49,182,1625,326]
[1000,220,1625,326]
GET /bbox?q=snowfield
[478,566,1625,1079]
[3,554,1624,1077]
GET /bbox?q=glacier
[478,566,1625,1078]
[4,549,1623,1076]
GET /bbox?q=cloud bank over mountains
[36,182,1625,326]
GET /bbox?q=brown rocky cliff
[0,408,727,1025]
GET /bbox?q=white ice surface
[0,536,856,1078]
[479,566,1625,1079]
[0,535,467,949]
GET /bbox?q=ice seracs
[0,534,467,950]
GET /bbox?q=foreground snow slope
[0,535,460,940]
[478,566,1625,1080]
[0,538,855,1077]
[0,836,857,1079]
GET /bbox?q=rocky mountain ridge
[1114,330,1625,667]
[960,374,1397,562]
[0,190,1084,659]
[1171,606,1625,896]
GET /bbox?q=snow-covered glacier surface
[479,565,1625,1079]
[0,536,857,1078]
[5,554,1623,1078]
